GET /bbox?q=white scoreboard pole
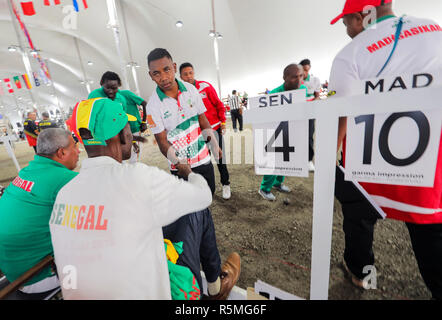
[245,83,441,300]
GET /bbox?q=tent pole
[73,36,91,95]
[211,0,222,98]
[44,59,66,120]
[106,0,130,90]
[120,0,141,96]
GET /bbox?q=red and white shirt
[146,80,211,171]
[194,80,226,131]
[329,15,442,224]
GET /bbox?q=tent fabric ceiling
[0,0,441,117]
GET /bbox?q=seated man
[0,128,80,294]
[50,98,240,299]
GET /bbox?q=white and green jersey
[146,79,211,170]
[303,74,321,98]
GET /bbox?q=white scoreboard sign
[345,73,441,187]
[249,89,309,177]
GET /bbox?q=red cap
[330,0,393,25]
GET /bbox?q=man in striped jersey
[146,49,222,194]
[146,48,240,299]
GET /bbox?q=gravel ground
[0,123,432,299]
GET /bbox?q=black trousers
[214,127,230,186]
[406,222,442,300]
[335,165,442,300]
[309,119,315,162]
[230,109,243,131]
[162,208,221,291]
[167,163,221,290]
[171,161,216,195]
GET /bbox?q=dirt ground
[0,123,432,300]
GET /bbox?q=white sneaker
[273,184,291,193]
[222,185,231,200]
[309,161,315,172]
[258,189,276,201]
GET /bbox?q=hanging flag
[20,1,36,16]
[33,72,40,87]
[22,74,32,89]
[11,1,52,82]
[72,0,88,12]
[12,3,35,48]
[39,69,50,85]
[13,76,22,89]
[3,78,14,93]
[44,0,61,5]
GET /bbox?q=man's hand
[217,146,223,162]
[220,123,226,135]
[176,162,192,179]
[133,135,147,143]
[140,122,148,133]
[133,142,140,154]
[337,116,347,152]
[210,144,223,162]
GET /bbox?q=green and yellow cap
[68,98,137,146]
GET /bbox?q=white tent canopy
[0,0,441,123]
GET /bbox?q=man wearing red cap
[329,0,442,299]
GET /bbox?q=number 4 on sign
[253,120,309,177]
[249,89,309,177]
[265,121,295,162]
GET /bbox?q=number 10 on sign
[345,109,441,187]
[253,120,309,177]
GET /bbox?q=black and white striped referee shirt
[228,95,241,110]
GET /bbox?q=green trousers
[260,175,285,192]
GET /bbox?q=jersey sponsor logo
[39,121,54,127]
[50,204,108,231]
[366,24,442,53]
[164,111,172,119]
[11,176,34,192]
